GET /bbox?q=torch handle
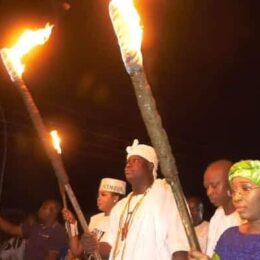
[64,184,89,231]
[130,70,200,251]
[59,181,68,208]
[64,184,102,260]
[14,80,102,259]
[16,80,69,183]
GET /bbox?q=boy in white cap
[63,178,126,258]
[89,178,126,242]
[79,139,189,260]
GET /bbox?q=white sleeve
[206,219,215,256]
[103,200,123,246]
[167,193,190,254]
[206,208,221,257]
[89,216,94,232]
[103,211,114,246]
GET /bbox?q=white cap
[99,178,126,195]
[126,139,158,179]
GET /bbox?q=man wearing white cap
[82,139,188,260]
[63,178,126,258]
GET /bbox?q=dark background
[0,0,259,220]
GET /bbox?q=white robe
[206,206,242,257]
[194,220,209,253]
[106,179,189,260]
[0,237,25,260]
[89,213,110,242]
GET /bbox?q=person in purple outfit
[0,200,67,260]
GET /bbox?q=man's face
[203,166,230,207]
[124,155,153,183]
[38,201,58,223]
[187,198,203,225]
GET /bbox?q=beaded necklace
[112,188,151,259]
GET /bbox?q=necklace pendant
[121,223,128,241]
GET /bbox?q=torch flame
[0,23,53,80]
[109,0,143,73]
[50,130,62,154]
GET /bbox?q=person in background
[0,200,67,260]
[187,196,209,253]
[63,178,126,259]
[203,160,242,257]
[190,160,260,259]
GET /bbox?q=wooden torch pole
[129,69,200,251]
[109,0,200,250]
[0,50,102,260]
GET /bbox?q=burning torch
[0,24,101,259]
[50,129,67,208]
[109,0,200,250]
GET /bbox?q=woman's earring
[227,190,231,197]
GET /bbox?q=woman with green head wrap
[189,160,260,260]
[228,160,260,187]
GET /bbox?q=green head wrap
[228,160,260,186]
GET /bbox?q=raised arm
[0,216,23,237]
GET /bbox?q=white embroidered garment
[0,237,25,260]
[89,213,109,242]
[195,220,209,253]
[106,179,189,260]
[206,206,242,256]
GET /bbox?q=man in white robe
[99,139,189,260]
[107,178,189,260]
[203,160,242,257]
[75,140,189,259]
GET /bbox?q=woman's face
[97,190,118,214]
[231,176,260,221]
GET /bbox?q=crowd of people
[0,139,260,259]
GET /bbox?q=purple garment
[215,226,260,260]
[22,222,67,260]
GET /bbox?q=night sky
[0,0,259,220]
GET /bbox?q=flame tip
[1,24,53,78]
[50,130,62,154]
[109,0,143,71]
